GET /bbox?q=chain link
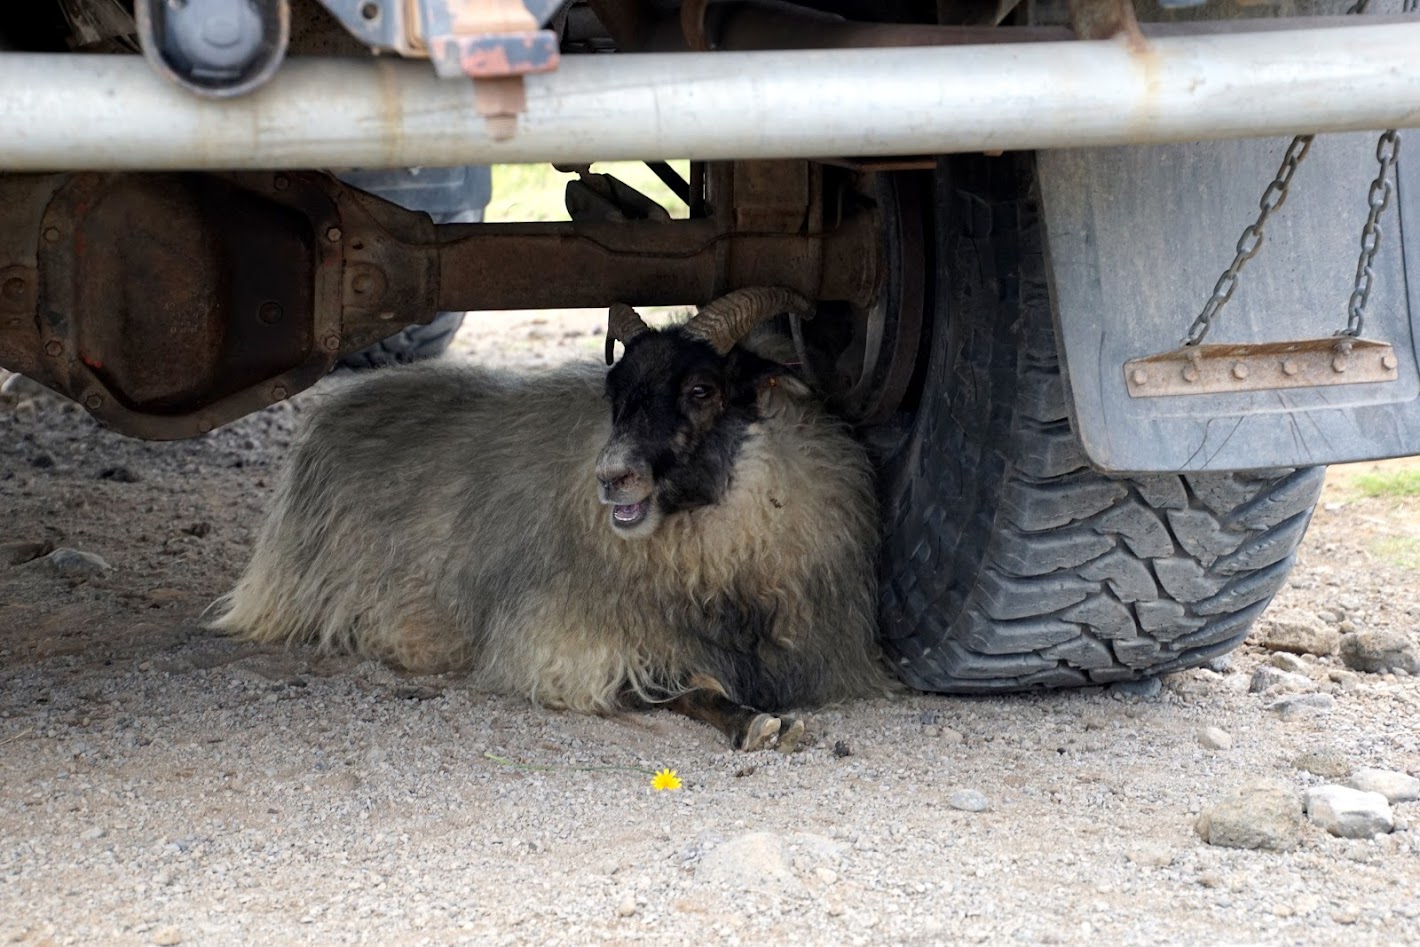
[1182,134,1313,346]
[1182,0,1411,346]
[1343,129,1402,336]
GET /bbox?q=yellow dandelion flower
[650,768,682,791]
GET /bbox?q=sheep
[211,286,893,750]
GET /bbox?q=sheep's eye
[688,384,714,401]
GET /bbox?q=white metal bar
[1,23,1418,170]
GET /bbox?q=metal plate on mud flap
[1041,131,1420,473]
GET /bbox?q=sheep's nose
[597,468,635,492]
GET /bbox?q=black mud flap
[1041,132,1420,473]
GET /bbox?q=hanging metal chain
[1182,134,1314,346]
[1183,0,1413,346]
[1342,129,1402,337]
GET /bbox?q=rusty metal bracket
[425,0,560,79]
[314,0,559,79]
[1123,338,1399,398]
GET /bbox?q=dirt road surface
[2,311,1418,945]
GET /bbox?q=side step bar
[0,21,1417,169]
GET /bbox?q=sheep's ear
[726,348,811,404]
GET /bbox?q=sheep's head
[595,287,812,540]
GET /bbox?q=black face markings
[602,327,776,518]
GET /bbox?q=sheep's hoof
[740,713,782,751]
[774,717,806,754]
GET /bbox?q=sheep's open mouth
[611,500,650,528]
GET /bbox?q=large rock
[1304,785,1394,839]
[1345,768,1420,804]
[1266,693,1334,720]
[21,547,112,576]
[1258,614,1340,657]
[695,832,840,893]
[1248,666,1315,695]
[0,540,53,568]
[1339,630,1420,675]
[1196,782,1302,851]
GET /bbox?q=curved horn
[682,286,813,355]
[604,302,651,365]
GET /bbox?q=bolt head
[352,272,374,294]
[1,277,24,300]
[326,227,343,243]
[84,393,103,410]
[1231,362,1249,380]
[42,227,60,243]
[273,174,290,191]
[197,419,213,434]
[1182,366,1199,383]
[323,334,341,352]
[258,301,283,325]
[1382,353,1399,370]
[1281,359,1300,376]
[1129,368,1148,387]
[43,340,63,357]
[1332,356,1348,373]
[271,385,288,401]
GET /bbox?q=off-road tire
[877,153,1325,692]
[337,311,466,371]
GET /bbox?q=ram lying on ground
[211,287,893,749]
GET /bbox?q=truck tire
[877,153,1326,692]
[337,311,466,370]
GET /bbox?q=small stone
[947,789,989,812]
[1304,785,1393,839]
[1124,844,1174,868]
[182,522,212,538]
[938,727,964,745]
[1340,630,1420,675]
[30,452,54,469]
[81,826,106,840]
[96,465,141,483]
[814,867,838,885]
[1327,668,1361,690]
[616,897,637,917]
[151,927,183,946]
[1332,910,1359,925]
[922,725,942,738]
[1316,607,1345,624]
[1293,748,1349,779]
[0,540,53,568]
[1267,652,1309,674]
[832,740,852,758]
[1338,619,1358,634]
[1345,768,1420,803]
[1266,693,1334,720]
[1109,677,1162,699]
[26,547,112,575]
[1249,666,1315,695]
[1202,653,1234,674]
[12,399,37,423]
[1196,781,1302,851]
[1198,727,1232,751]
[1257,613,1340,656]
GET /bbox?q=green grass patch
[1369,535,1420,570]
[1350,468,1420,499]
[486,161,690,223]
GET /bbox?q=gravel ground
[2,310,1419,946]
